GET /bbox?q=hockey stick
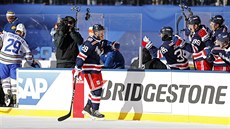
[179,3,193,32]
[57,76,77,122]
[176,15,183,35]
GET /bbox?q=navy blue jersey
[210,25,228,44]
[149,40,189,70]
[212,46,230,66]
[76,36,103,73]
[183,25,214,53]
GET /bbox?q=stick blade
[177,15,183,24]
[57,113,71,122]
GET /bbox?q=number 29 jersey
[0,32,32,64]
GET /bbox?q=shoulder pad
[87,37,94,42]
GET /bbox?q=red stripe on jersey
[88,94,101,102]
[192,52,203,59]
[77,52,87,60]
[157,50,163,58]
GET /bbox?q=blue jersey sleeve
[76,41,93,69]
[148,46,158,59]
[103,51,115,68]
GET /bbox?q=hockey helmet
[210,15,224,25]
[16,24,26,33]
[187,15,201,25]
[16,24,26,38]
[93,24,104,32]
[6,10,15,17]
[160,26,173,41]
[216,32,229,43]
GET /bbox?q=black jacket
[54,29,83,64]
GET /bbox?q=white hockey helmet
[16,24,26,38]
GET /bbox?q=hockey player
[209,15,228,43]
[175,15,213,70]
[101,41,125,69]
[142,26,189,70]
[73,24,105,119]
[207,32,230,71]
[3,11,26,37]
[0,24,37,107]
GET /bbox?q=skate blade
[82,110,91,117]
[5,99,10,107]
[90,116,105,121]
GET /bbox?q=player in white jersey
[0,24,36,107]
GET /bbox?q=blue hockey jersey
[149,40,189,70]
[76,36,103,73]
[3,18,22,34]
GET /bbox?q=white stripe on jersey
[0,32,31,64]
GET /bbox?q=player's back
[160,41,189,69]
[0,32,30,64]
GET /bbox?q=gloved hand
[184,27,191,37]
[173,35,185,47]
[72,66,82,79]
[198,27,209,42]
[142,36,153,49]
[112,41,120,50]
[100,40,109,48]
[204,47,211,55]
[192,47,210,59]
[31,60,41,68]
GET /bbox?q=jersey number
[174,49,185,62]
[4,38,21,54]
[82,45,89,53]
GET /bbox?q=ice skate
[90,109,105,120]
[9,94,18,108]
[82,104,92,117]
[4,94,11,107]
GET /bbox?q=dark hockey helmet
[64,16,76,25]
[187,15,201,25]
[160,26,173,41]
[210,15,224,25]
[93,24,104,32]
[216,32,229,43]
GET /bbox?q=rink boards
[0,69,230,125]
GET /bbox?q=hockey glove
[112,41,120,50]
[198,27,209,42]
[72,66,82,79]
[202,47,211,59]
[31,60,41,68]
[142,36,153,50]
[184,27,191,37]
[173,35,185,47]
[192,47,210,59]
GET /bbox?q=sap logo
[17,72,59,105]
[18,78,48,99]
